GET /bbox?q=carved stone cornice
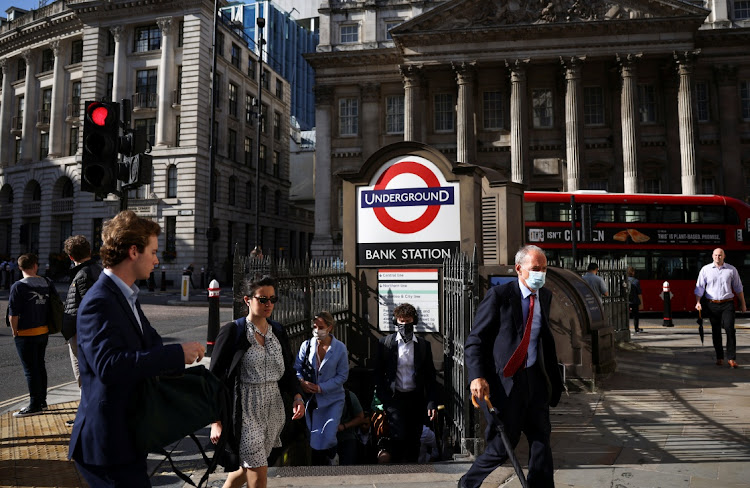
[304,48,401,70]
[314,85,335,106]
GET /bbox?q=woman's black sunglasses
[253,295,279,304]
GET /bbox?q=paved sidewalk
[1,318,749,488]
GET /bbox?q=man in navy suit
[459,245,563,488]
[68,210,205,487]
[374,303,438,463]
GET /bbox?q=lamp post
[253,16,266,254]
[206,0,220,278]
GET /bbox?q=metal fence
[442,248,479,451]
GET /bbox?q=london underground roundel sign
[357,155,460,266]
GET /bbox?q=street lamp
[254,16,265,255]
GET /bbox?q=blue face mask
[525,270,546,291]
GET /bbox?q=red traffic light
[86,102,115,127]
[90,106,110,126]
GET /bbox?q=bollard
[160,266,167,292]
[206,279,220,357]
[200,267,206,289]
[180,274,190,302]
[662,281,674,327]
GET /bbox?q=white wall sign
[357,155,460,266]
[377,268,439,333]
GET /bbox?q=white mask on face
[312,328,329,340]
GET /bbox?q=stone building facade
[306,0,750,258]
[0,0,313,283]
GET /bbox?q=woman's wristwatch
[293,397,304,405]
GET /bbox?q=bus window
[687,206,735,224]
[652,253,687,281]
[523,201,538,221]
[620,205,648,223]
[650,206,683,223]
[540,202,571,222]
[591,204,616,223]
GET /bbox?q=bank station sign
[357,155,460,266]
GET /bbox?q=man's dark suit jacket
[68,273,184,466]
[465,280,563,408]
[374,333,438,410]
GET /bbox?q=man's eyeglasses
[253,296,278,304]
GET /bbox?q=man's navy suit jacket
[68,273,184,466]
[465,280,563,408]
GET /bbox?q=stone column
[0,59,12,166]
[453,61,476,164]
[48,40,63,158]
[562,56,585,192]
[156,17,174,146]
[400,64,422,141]
[361,82,380,160]
[111,26,125,104]
[507,59,529,184]
[715,65,742,197]
[310,85,335,257]
[617,53,641,194]
[675,51,699,195]
[21,49,35,163]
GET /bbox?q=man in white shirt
[374,303,437,463]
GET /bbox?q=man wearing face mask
[373,303,438,463]
[294,311,349,465]
[458,245,563,488]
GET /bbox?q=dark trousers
[462,363,554,488]
[14,334,48,409]
[706,301,736,360]
[629,305,640,331]
[75,456,150,487]
[385,389,424,463]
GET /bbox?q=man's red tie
[503,294,535,378]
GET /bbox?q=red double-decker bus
[524,191,750,312]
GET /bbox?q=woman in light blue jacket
[294,311,349,465]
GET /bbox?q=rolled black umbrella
[473,395,529,488]
[697,310,704,345]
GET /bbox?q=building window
[134,25,161,52]
[165,216,176,255]
[245,137,252,166]
[15,96,24,130]
[178,21,184,47]
[216,32,224,58]
[276,79,283,99]
[434,93,454,132]
[251,181,253,209]
[17,58,26,81]
[273,150,280,177]
[482,91,503,130]
[106,31,115,56]
[70,40,83,64]
[69,127,79,156]
[41,49,54,72]
[228,129,237,161]
[385,21,402,40]
[587,180,609,191]
[211,171,218,203]
[260,186,267,212]
[532,89,554,128]
[213,73,222,107]
[135,69,158,109]
[14,138,21,163]
[134,118,157,146]
[262,69,270,90]
[175,66,182,104]
[245,93,254,124]
[735,1,750,19]
[167,165,177,197]
[71,81,81,118]
[339,98,359,136]
[175,116,181,146]
[696,81,710,122]
[644,178,661,194]
[40,89,52,125]
[385,95,404,134]
[340,24,359,43]
[105,73,114,101]
[740,80,750,120]
[260,103,268,133]
[583,86,604,125]
[259,144,266,173]
[638,84,657,123]
[702,177,715,194]
[274,190,281,216]
[248,57,256,79]
[231,43,241,69]
[273,111,281,140]
[40,132,49,160]
[229,177,236,206]
[228,83,238,117]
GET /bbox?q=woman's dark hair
[242,274,277,297]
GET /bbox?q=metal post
[207,0,220,280]
[206,279,221,356]
[160,265,167,291]
[254,16,266,252]
[200,266,206,289]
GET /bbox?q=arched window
[32,182,41,201]
[61,179,74,198]
[167,165,177,198]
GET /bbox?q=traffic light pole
[254,17,265,253]
[206,0,220,280]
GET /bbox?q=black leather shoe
[457,476,467,488]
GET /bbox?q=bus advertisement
[524,192,750,312]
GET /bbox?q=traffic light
[82,101,120,195]
[120,153,153,188]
